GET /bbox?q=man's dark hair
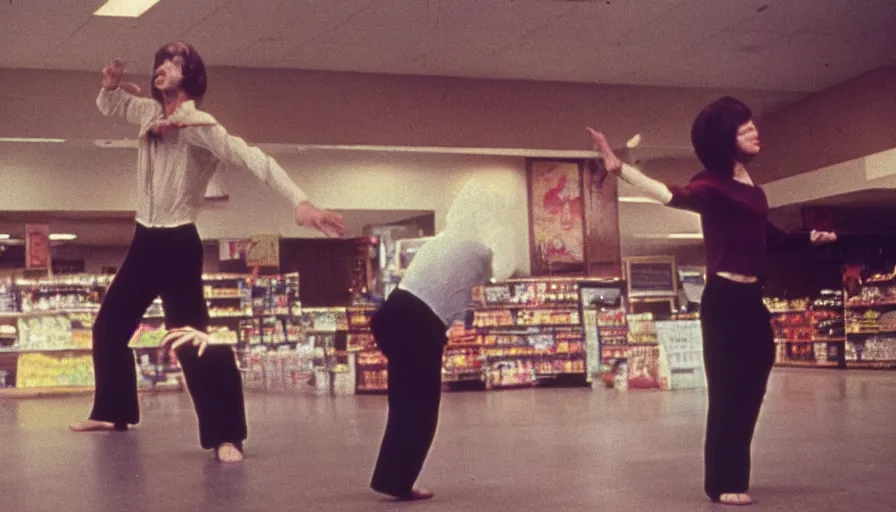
[151,42,207,104]
[690,96,753,175]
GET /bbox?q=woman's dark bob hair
[690,96,753,175]
[151,42,207,105]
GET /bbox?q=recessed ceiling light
[0,137,66,143]
[625,133,642,149]
[93,0,161,18]
[49,233,78,241]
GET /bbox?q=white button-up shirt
[97,87,308,227]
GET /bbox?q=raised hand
[586,127,622,174]
[810,230,838,245]
[295,201,346,238]
[102,58,125,90]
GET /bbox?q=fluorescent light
[49,233,78,241]
[0,137,66,143]
[667,233,704,240]
[619,196,661,204]
[0,234,9,240]
[93,0,161,18]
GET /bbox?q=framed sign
[527,159,586,274]
[25,224,51,270]
[246,234,280,268]
[624,256,677,298]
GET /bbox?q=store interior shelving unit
[445,278,598,391]
[348,305,384,393]
[0,272,343,397]
[766,291,846,369]
[843,267,896,369]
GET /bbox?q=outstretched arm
[586,128,673,204]
[183,124,345,237]
[95,58,158,124]
[586,127,720,213]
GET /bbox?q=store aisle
[1,369,894,512]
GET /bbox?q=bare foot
[69,420,121,432]
[395,488,434,501]
[719,493,753,506]
[215,443,244,463]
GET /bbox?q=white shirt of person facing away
[399,176,520,326]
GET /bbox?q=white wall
[0,143,533,273]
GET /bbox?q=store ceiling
[1,0,894,92]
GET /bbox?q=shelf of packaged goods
[0,386,95,398]
[446,341,546,350]
[1,309,100,319]
[356,363,388,371]
[811,337,846,343]
[768,309,808,314]
[775,360,841,368]
[476,303,580,310]
[845,302,896,309]
[472,324,583,331]
[0,347,92,353]
[845,360,896,369]
[857,278,896,287]
[0,384,185,397]
[443,370,485,382]
[202,274,249,282]
[534,371,587,377]
[845,331,896,339]
[487,381,535,389]
[774,339,814,344]
[206,295,244,300]
[484,353,585,361]
[142,313,253,320]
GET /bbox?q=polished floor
[1,368,894,512]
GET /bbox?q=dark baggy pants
[369,289,446,496]
[89,223,247,449]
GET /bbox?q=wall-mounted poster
[246,234,280,268]
[527,160,586,275]
[25,224,51,270]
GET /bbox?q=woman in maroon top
[587,97,836,506]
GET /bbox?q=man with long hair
[70,42,344,463]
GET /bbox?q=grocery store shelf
[845,360,896,369]
[0,347,92,354]
[476,303,579,310]
[845,331,896,339]
[0,309,99,319]
[775,360,841,368]
[845,302,896,309]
